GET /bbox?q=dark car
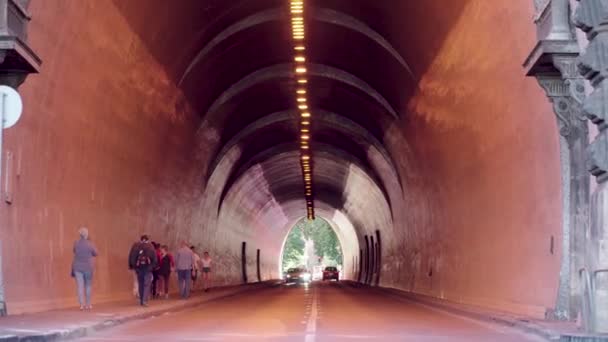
[285,268,312,284]
[322,266,339,281]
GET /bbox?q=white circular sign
[0,86,22,129]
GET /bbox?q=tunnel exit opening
[279,216,346,280]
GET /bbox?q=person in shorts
[201,251,212,292]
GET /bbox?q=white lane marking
[304,287,318,342]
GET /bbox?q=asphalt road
[78,282,546,341]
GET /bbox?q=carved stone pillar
[574,0,608,333]
[525,0,590,322]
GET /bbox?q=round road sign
[0,86,22,129]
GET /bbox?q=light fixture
[290,0,314,220]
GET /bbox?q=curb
[0,281,280,342]
[341,281,608,342]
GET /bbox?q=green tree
[282,225,305,270]
[298,218,343,265]
[282,217,344,270]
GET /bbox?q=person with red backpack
[128,235,157,306]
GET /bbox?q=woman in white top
[201,251,212,292]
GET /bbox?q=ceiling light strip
[289,0,314,220]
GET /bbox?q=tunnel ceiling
[113,0,468,219]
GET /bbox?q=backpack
[136,249,150,268]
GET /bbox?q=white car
[284,268,312,284]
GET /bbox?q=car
[322,266,339,281]
[284,268,312,284]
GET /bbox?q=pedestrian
[175,241,195,299]
[151,242,161,298]
[71,227,98,310]
[190,246,201,291]
[128,238,140,299]
[128,235,157,306]
[157,245,174,299]
[201,251,212,292]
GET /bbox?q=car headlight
[300,273,311,280]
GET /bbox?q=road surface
[78,282,546,341]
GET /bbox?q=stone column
[539,69,589,321]
[526,0,590,321]
[574,0,608,332]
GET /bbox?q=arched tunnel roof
[108,0,483,263]
[109,0,474,259]
[119,0,425,229]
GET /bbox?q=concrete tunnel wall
[0,0,281,314]
[380,0,562,317]
[0,0,564,319]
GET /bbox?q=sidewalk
[346,282,608,342]
[0,281,278,342]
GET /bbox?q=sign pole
[0,92,6,316]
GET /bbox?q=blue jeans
[74,271,93,307]
[136,270,153,305]
[177,269,191,298]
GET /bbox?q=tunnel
[0,0,575,337]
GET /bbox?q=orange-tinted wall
[380,0,563,318]
[0,0,273,314]
[0,0,203,313]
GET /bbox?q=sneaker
[79,306,85,311]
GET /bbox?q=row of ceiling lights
[290,0,315,220]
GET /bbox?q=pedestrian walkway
[0,282,277,341]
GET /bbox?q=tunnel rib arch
[178,7,415,86]
[217,144,394,217]
[205,109,403,189]
[203,63,399,122]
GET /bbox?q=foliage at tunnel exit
[282,217,343,271]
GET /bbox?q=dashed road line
[304,287,319,342]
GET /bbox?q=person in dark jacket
[72,227,98,310]
[157,245,174,299]
[151,242,161,298]
[128,235,157,306]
